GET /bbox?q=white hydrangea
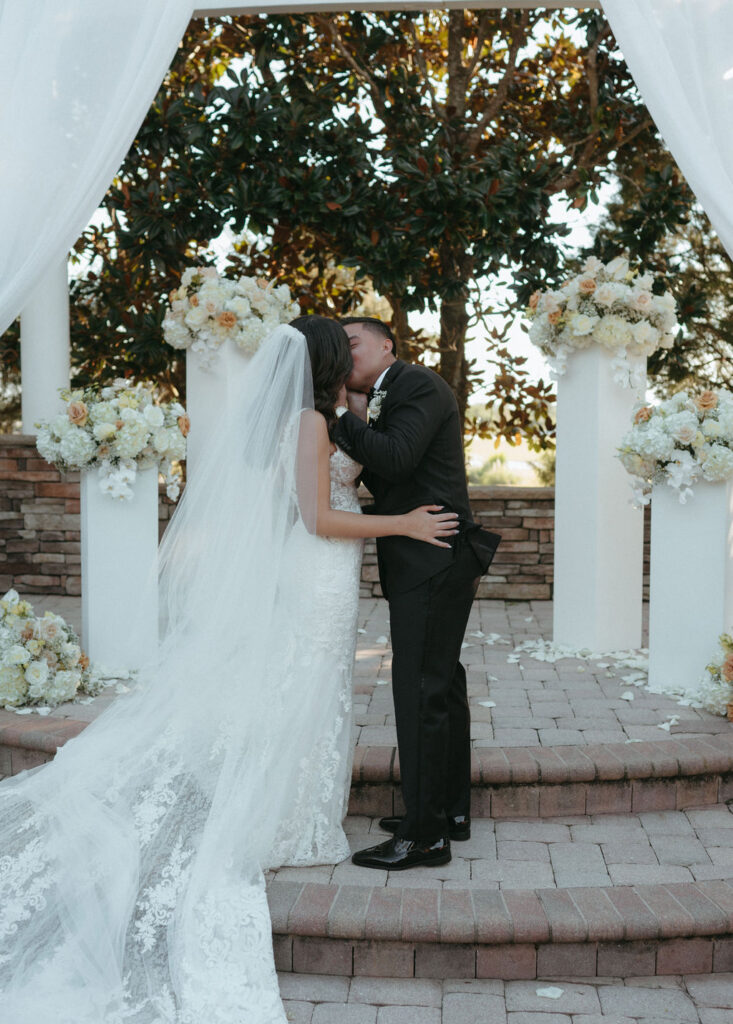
[46,670,81,704]
[59,428,96,467]
[0,665,28,707]
[700,443,733,481]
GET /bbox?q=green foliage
[3,11,729,444]
[467,453,520,486]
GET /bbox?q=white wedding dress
[0,327,364,1023]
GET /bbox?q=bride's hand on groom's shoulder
[402,505,459,548]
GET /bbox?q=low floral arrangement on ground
[0,590,104,709]
[525,254,678,387]
[698,633,733,718]
[617,388,733,505]
[163,268,300,365]
[36,379,188,501]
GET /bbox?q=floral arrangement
[618,388,733,504]
[526,255,678,387]
[163,267,300,364]
[36,379,188,501]
[697,632,733,717]
[0,590,103,709]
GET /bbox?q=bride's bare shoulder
[299,409,330,448]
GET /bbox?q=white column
[648,480,733,695]
[20,261,71,433]
[81,466,159,671]
[553,346,645,651]
[185,343,249,477]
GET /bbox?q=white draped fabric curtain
[602,0,733,259]
[0,0,193,337]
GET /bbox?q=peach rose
[578,278,597,294]
[79,652,90,671]
[634,406,653,424]
[68,401,89,427]
[695,390,718,413]
[189,294,199,307]
[43,650,58,670]
[21,624,34,641]
[217,311,237,330]
[722,653,733,682]
[178,414,190,438]
[115,420,124,430]
[528,290,540,310]
[548,310,562,325]
[97,445,110,458]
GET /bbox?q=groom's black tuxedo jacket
[333,360,499,597]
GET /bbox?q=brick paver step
[267,806,733,982]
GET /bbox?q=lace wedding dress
[0,327,363,1024]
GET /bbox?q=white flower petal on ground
[478,700,496,708]
[375,679,389,686]
[620,692,635,701]
[536,987,564,999]
[376,635,388,644]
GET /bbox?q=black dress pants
[387,537,482,844]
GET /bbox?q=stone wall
[1,434,652,601]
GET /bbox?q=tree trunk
[438,290,471,433]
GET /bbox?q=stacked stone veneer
[1,434,652,600]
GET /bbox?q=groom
[333,317,499,870]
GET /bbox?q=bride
[0,315,457,1023]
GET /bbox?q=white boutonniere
[368,389,388,422]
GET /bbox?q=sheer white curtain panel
[0,0,193,337]
[601,0,733,258]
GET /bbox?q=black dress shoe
[352,836,451,871]
[378,815,471,842]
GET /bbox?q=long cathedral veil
[0,325,324,1023]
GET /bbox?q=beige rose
[20,624,34,641]
[43,650,58,670]
[97,444,111,458]
[189,294,199,307]
[548,311,562,326]
[115,420,124,430]
[695,390,718,413]
[578,278,596,295]
[634,406,653,424]
[722,653,733,682]
[177,414,191,438]
[79,652,90,671]
[68,401,89,427]
[528,290,540,310]
[217,311,237,330]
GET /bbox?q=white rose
[7,644,31,666]
[582,256,603,276]
[93,422,117,442]
[540,291,564,314]
[629,290,654,314]
[25,659,49,698]
[630,320,660,350]
[606,256,630,281]
[143,405,165,429]
[568,312,599,337]
[664,411,698,446]
[184,305,209,330]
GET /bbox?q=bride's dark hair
[290,315,353,438]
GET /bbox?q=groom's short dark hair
[341,316,397,356]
